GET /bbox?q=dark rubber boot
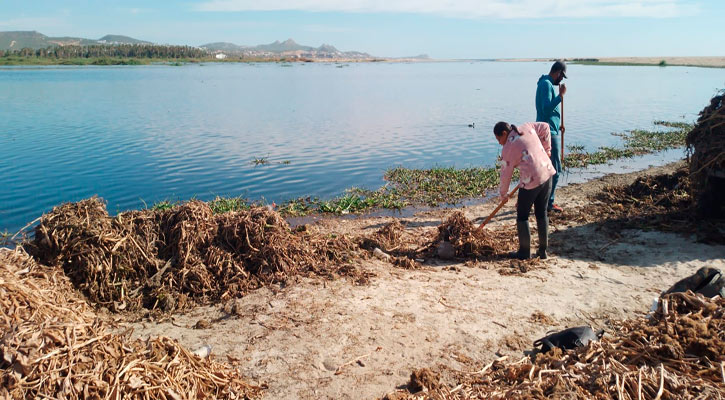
[536,216,548,259]
[508,220,531,260]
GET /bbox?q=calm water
[1,62,723,233]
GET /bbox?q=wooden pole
[477,186,520,231]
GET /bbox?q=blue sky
[1,1,723,58]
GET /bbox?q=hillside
[200,42,250,52]
[0,31,151,50]
[255,38,314,52]
[201,38,369,59]
[1,31,375,61]
[98,34,152,45]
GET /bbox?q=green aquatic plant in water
[0,230,10,246]
[564,121,691,169]
[277,197,317,217]
[208,196,250,213]
[150,200,178,211]
[141,121,692,218]
[384,166,502,206]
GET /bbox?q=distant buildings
[215,53,227,59]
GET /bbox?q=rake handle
[477,186,520,230]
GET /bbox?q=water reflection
[0,62,722,232]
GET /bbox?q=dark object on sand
[686,92,725,218]
[436,240,455,259]
[534,326,604,353]
[664,266,725,298]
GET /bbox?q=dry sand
[126,161,724,400]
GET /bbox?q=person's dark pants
[514,177,552,258]
[548,133,562,209]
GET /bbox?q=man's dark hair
[493,121,511,137]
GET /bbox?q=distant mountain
[254,39,314,52]
[203,39,349,55]
[317,44,339,53]
[98,35,152,45]
[0,31,56,49]
[0,31,151,50]
[199,42,250,52]
[1,31,376,60]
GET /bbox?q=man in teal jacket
[536,60,567,212]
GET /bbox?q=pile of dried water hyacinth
[28,197,360,312]
[594,169,693,229]
[358,221,427,269]
[0,248,262,399]
[435,212,516,259]
[552,166,724,244]
[384,291,724,399]
[687,92,725,197]
[359,221,408,254]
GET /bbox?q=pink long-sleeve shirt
[498,122,556,198]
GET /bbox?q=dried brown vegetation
[687,92,725,219]
[0,248,262,399]
[382,291,725,399]
[358,214,522,270]
[27,197,362,312]
[553,167,724,244]
[436,212,517,259]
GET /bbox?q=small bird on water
[468,123,475,128]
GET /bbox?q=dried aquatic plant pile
[553,167,724,243]
[595,168,693,226]
[28,197,360,312]
[359,220,408,253]
[0,249,262,399]
[358,221,431,269]
[383,291,724,399]
[436,212,516,259]
[686,92,725,217]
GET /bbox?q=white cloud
[193,0,699,18]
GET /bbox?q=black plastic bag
[534,326,604,353]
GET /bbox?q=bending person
[494,121,556,259]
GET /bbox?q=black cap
[550,60,567,78]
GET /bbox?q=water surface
[1,62,723,232]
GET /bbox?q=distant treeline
[0,44,210,59]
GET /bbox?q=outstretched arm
[498,148,516,199]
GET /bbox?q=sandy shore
[125,160,724,399]
[497,56,725,68]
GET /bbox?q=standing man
[536,60,567,212]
